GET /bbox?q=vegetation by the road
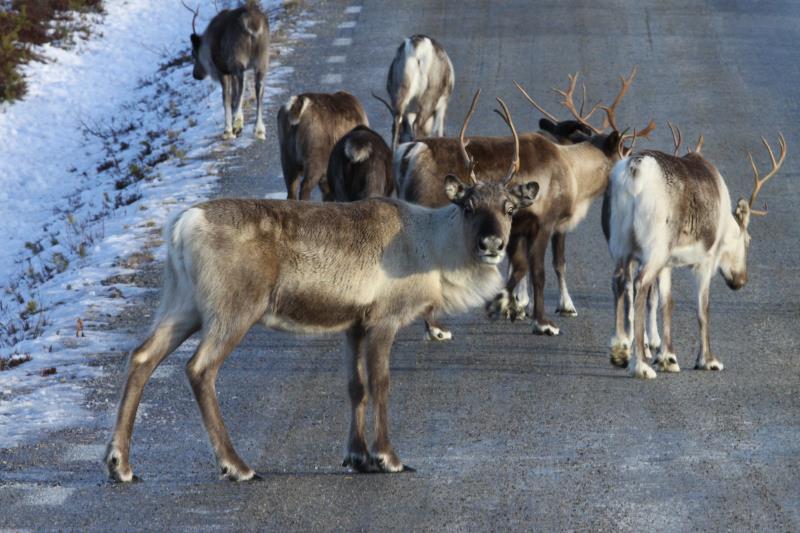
[0,0,103,102]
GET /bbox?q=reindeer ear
[735,197,751,229]
[444,174,469,203]
[509,181,539,208]
[190,33,201,48]
[539,118,556,133]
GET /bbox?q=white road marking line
[332,37,353,46]
[321,73,343,84]
[327,55,347,63]
[345,6,362,14]
[338,21,357,29]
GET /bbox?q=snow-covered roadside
[0,0,300,448]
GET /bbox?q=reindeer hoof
[485,290,511,321]
[343,453,379,473]
[219,461,257,482]
[105,446,136,483]
[255,126,266,140]
[508,301,527,322]
[532,320,560,336]
[425,325,452,342]
[222,130,235,140]
[555,306,577,317]
[630,361,657,379]
[695,360,724,371]
[609,338,631,368]
[654,353,680,373]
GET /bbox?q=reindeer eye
[505,202,515,216]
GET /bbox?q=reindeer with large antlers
[604,129,786,378]
[396,68,653,338]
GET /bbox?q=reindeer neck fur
[401,202,503,314]
[560,141,615,202]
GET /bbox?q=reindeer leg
[643,281,661,360]
[423,307,452,342]
[552,232,577,317]
[367,325,409,473]
[221,75,235,140]
[487,232,527,321]
[433,97,448,137]
[694,267,723,371]
[342,326,371,471]
[299,158,326,201]
[105,312,200,482]
[609,260,631,368]
[185,320,258,481]
[653,267,680,372]
[281,154,301,200]
[531,226,559,336]
[253,68,266,140]
[232,72,245,136]
[630,266,658,379]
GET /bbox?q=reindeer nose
[479,236,504,254]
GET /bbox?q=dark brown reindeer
[396,69,653,337]
[604,125,786,378]
[184,2,270,140]
[104,95,538,482]
[374,34,454,151]
[277,91,369,200]
[326,125,395,202]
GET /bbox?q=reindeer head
[182,2,207,80]
[515,67,656,162]
[719,134,786,290]
[444,91,539,264]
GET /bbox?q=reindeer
[373,34,454,151]
[104,95,538,482]
[396,69,653,337]
[604,126,786,379]
[326,125,395,202]
[184,2,270,140]
[278,91,369,200]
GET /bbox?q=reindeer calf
[278,91,369,200]
[326,126,394,202]
[186,3,270,140]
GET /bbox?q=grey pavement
[1,0,799,531]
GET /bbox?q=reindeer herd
[105,4,787,483]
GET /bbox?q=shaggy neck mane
[408,203,503,315]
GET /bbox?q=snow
[0,0,291,449]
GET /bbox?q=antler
[513,81,559,124]
[371,91,394,118]
[181,1,200,34]
[494,98,520,184]
[667,121,682,156]
[693,134,704,154]
[599,66,637,132]
[747,133,787,216]
[459,89,482,185]
[618,128,637,159]
[551,73,603,134]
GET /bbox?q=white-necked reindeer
[104,94,538,482]
[605,127,786,378]
[374,34,454,151]
[184,2,270,140]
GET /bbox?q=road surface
[2,0,799,530]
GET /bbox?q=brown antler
[747,133,787,216]
[371,91,394,118]
[513,81,559,124]
[459,89,481,185]
[667,121,682,156]
[181,1,200,34]
[600,66,637,132]
[692,134,704,154]
[618,128,637,159]
[493,98,520,184]
[552,73,603,134]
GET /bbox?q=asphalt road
[2,0,799,531]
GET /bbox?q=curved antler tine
[552,72,603,134]
[494,97,520,185]
[667,121,682,157]
[371,91,394,116]
[600,66,639,132]
[693,134,704,154]
[181,1,200,34]
[637,119,657,139]
[513,81,558,123]
[747,132,787,216]
[459,89,481,184]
